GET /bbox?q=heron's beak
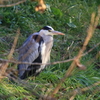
[52,31,65,35]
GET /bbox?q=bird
[18,26,65,79]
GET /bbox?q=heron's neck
[43,34,53,43]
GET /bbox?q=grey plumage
[18,26,65,79]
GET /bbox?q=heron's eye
[48,29,52,32]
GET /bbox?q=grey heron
[18,26,65,79]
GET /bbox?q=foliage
[0,0,100,99]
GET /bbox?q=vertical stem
[0,28,20,78]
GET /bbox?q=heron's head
[39,26,65,36]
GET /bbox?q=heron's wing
[18,34,44,78]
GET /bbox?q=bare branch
[64,81,100,99]
[83,42,100,56]
[0,58,74,66]
[81,81,100,92]
[72,81,100,98]
[0,0,26,7]
[0,28,20,78]
[0,0,46,13]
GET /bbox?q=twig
[0,28,20,78]
[81,81,100,92]
[0,58,74,66]
[0,0,26,7]
[73,81,100,97]
[69,89,78,100]
[64,81,100,99]
[83,42,100,56]
[8,29,20,59]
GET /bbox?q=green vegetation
[0,0,100,99]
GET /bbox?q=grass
[0,0,100,99]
